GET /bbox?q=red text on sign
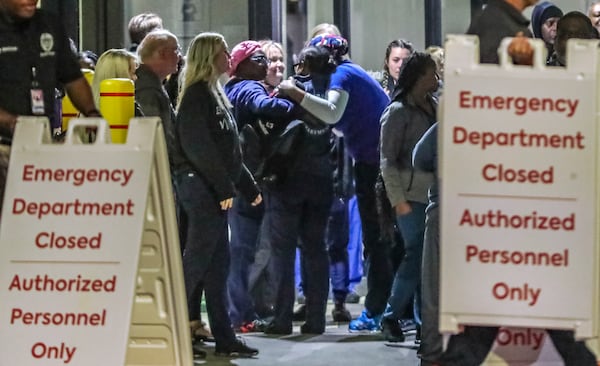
[482,164,553,184]
[465,245,568,267]
[458,90,579,117]
[31,341,76,364]
[35,231,102,249]
[492,282,540,306]
[495,328,545,350]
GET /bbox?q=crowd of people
[0,0,599,364]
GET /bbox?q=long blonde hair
[178,32,231,110]
[92,49,137,107]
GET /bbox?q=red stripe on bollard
[100,92,135,97]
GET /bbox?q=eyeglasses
[250,54,269,64]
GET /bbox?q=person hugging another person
[245,40,288,320]
[276,33,391,333]
[260,40,286,95]
[224,40,302,334]
[258,43,338,335]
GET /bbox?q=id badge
[30,88,45,115]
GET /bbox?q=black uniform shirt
[0,9,82,135]
[467,0,532,64]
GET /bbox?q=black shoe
[292,304,306,321]
[255,304,275,318]
[214,339,259,358]
[192,343,206,359]
[399,318,417,333]
[345,291,361,304]
[331,304,352,322]
[264,322,293,335]
[381,317,405,342]
[300,322,325,335]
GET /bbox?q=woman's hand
[251,193,262,206]
[395,201,412,216]
[219,197,233,210]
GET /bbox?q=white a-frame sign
[440,35,600,363]
[0,117,192,365]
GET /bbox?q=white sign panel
[0,119,155,365]
[486,327,563,365]
[440,36,599,338]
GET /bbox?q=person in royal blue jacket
[279,34,392,333]
[224,40,302,333]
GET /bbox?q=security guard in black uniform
[0,0,98,210]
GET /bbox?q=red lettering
[481,164,554,184]
[459,91,471,109]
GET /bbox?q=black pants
[354,161,393,315]
[441,326,597,366]
[175,171,237,348]
[263,172,332,329]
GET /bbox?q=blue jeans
[227,197,263,327]
[327,197,350,303]
[383,201,426,322]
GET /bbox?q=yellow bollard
[99,78,134,144]
[62,69,94,132]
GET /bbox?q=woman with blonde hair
[259,40,285,95]
[172,32,261,358]
[92,48,138,108]
[309,22,341,38]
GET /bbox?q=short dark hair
[128,13,163,45]
[296,46,336,75]
[557,11,597,40]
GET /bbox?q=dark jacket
[467,0,532,64]
[135,64,178,167]
[412,122,438,211]
[0,9,82,137]
[224,78,301,173]
[174,80,259,203]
